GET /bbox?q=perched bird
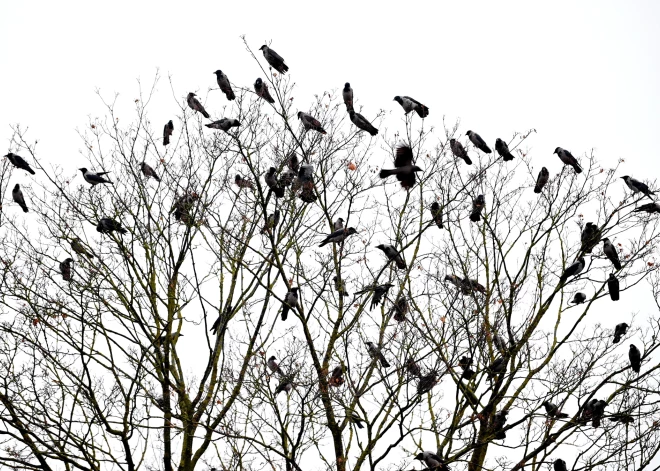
[267,356,282,375]
[376,244,406,269]
[333,276,349,297]
[163,120,174,146]
[466,130,492,153]
[366,341,390,368]
[461,367,476,381]
[205,118,240,132]
[355,283,394,310]
[278,169,296,188]
[235,174,254,189]
[97,218,127,235]
[580,222,601,254]
[254,78,275,104]
[297,164,317,202]
[492,410,508,439]
[450,139,472,165]
[286,152,300,172]
[608,273,620,301]
[463,278,486,295]
[349,111,378,136]
[281,287,299,321]
[405,358,422,378]
[259,45,288,74]
[430,202,443,229]
[633,202,660,214]
[554,147,582,173]
[261,210,280,235]
[275,378,293,395]
[379,144,423,190]
[417,372,437,395]
[613,322,629,343]
[349,412,364,429]
[580,399,607,428]
[571,292,587,304]
[609,412,635,424]
[319,227,358,247]
[187,92,210,119]
[329,365,345,387]
[71,238,94,258]
[543,401,569,419]
[458,356,473,370]
[210,308,230,336]
[140,162,160,181]
[470,195,486,222]
[343,83,354,111]
[414,452,446,471]
[59,258,73,282]
[213,70,235,100]
[297,112,327,134]
[5,153,36,174]
[265,167,285,198]
[554,459,568,471]
[12,184,28,212]
[621,176,654,199]
[79,168,112,186]
[389,296,409,322]
[393,96,429,118]
[444,274,464,291]
[493,333,508,355]
[559,257,585,282]
[534,167,550,193]
[487,357,507,379]
[333,218,345,231]
[602,238,622,270]
[629,344,641,373]
[170,193,199,224]
[495,138,515,161]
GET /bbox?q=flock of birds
[3,43,657,471]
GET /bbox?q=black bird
[205,118,240,132]
[329,365,345,387]
[466,130,492,153]
[287,152,300,172]
[464,278,487,295]
[417,372,437,395]
[343,83,353,111]
[163,120,174,146]
[296,164,317,203]
[254,78,275,104]
[71,238,94,258]
[621,176,654,199]
[79,168,112,186]
[393,96,429,118]
[348,412,364,429]
[559,257,585,282]
[430,202,443,229]
[265,167,285,198]
[12,184,28,212]
[354,283,394,311]
[187,92,210,118]
[297,112,327,134]
[333,276,349,297]
[534,167,550,193]
[492,410,508,439]
[487,357,507,380]
[319,227,357,247]
[170,193,199,224]
[633,202,660,214]
[602,238,622,270]
[571,292,587,304]
[414,452,446,471]
[141,162,160,181]
[349,111,378,136]
[495,138,515,161]
[608,273,620,301]
[275,378,293,395]
[278,169,296,188]
[97,218,127,235]
[59,258,73,282]
[281,287,299,321]
[261,210,280,235]
[591,400,607,428]
[613,322,629,343]
[629,344,641,373]
[543,401,569,419]
[609,412,635,424]
[450,138,472,165]
[235,174,254,189]
[554,459,567,471]
[580,222,600,253]
[379,144,422,190]
[5,153,36,174]
[389,296,409,322]
[267,356,282,375]
[366,341,390,368]
[405,358,422,378]
[376,244,406,269]
[213,70,235,100]
[461,367,476,381]
[554,147,582,173]
[259,45,288,74]
[470,195,485,222]
[458,356,473,370]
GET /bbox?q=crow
[333,276,349,297]
[559,257,585,282]
[534,167,550,193]
[319,227,357,247]
[355,283,394,311]
[140,162,160,181]
[349,111,378,136]
[71,238,94,258]
[12,184,28,212]
[405,358,422,378]
[379,144,422,190]
[487,357,507,380]
[389,296,409,322]
[554,147,582,173]
[79,168,112,186]
[633,202,660,214]
[5,153,36,174]
[205,118,240,132]
[267,356,282,375]
[495,138,515,161]
[333,218,344,231]
[417,372,437,395]
[59,258,73,282]
[297,112,327,134]
[621,176,654,199]
[329,365,345,387]
[213,70,235,100]
[580,222,600,253]
[602,238,622,270]
[613,322,629,343]
[97,218,127,235]
[281,287,299,321]
[470,195,486,222]
[343,83,354,111]
[265,167,285,198]
[235,174,254,189]
[571,292,586,304]
[259,45,288,74]
[554,459,567,471]
[366,341,390,368]
[608,273,620,301]
[187,92,210,118]
[629,344,641,373]
[414,452,447,470]
[543,401,569,419]
[450,138,472,165]
[430,202,443,229]
[393,96,429,118]
[349,412,364,429]
[163,120,174,146]
[609,412,635,424]
[261,210,280,235]
[376,244,406,269]
[467,130,492,153]
[275,378,293,395]
[254,78,275,104]
[492,410,508,439]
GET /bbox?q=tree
[1,40,660,471]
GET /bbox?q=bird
[492,410,508,439]
[466,130,492,153]
[259,45,288,74]
[213,70,235,100]
[333,218,344,231]
[495,138,515,161]
[458,356,473,370]
[366,341,390,368]
[59,258,73,282]
[444,274,464,290]
[71,238,94,258]
[297,164,317,203]
[379,144,423,190]
[163,120,174,146]
[559,257,585,282]
[461,367,476,381]
[430,202,443,229]
[281,287,299,321]
[534,167,550,193]
[267,356,282,375]
[590,400,608,428]
[470,195,486,222]
[414,452,446,471]
[629,344,641,373]
[79,168,112,186]
[609,412,635,424]
[275,378,293,395]
[571,292,587,304]
[264,167,285,198]
[343,83,353,111]
[286,152,300,172]
[450,139,472,165]
[333,276,349,297]
[5,153,36,174]
[278,169,296,188]
[329,365,345,387]
[97,218,127,235]
[633,202,660,214]
[170,193,199,224]
[297,112,327,134]
[417,372,437,395]
[389,296,409,322]
[608,273,620,301]
[580,222,601,253]
[602,238,622,270]
[405,358,422,378]
[348,412,364,429]
[487,357,507,380]
[261,210,280,235]
[210,308,230,336]
[493,333,508,355]
[186,92,210,119]
[140,162,160,181]
[613,322,629,343]
[205,118,240,132]
[393,96,429,118]
[543,401,569,419]
[235,174,254,190]
[376,244,406,269]
[554,147,582,173]
[254,78,275,104]
[355,283,394,311]
[621,176,654,199]
[349,111,378,136]
[319,227,357,247]
[12,184,28,212]
[554,459,567,471]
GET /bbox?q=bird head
[333,276,338,281]
[344,82,350,89]
[466,130,472,136]
[255,78,263,87]
[346,227,358,235]
[393,96,402,103]
[291,287,299,293]
[414,453,424,461]
[4,153,13,158]
[365,341,374,348]
[268,355,276,362]
[601,237,610,243]
[337,218,345,223]
[259,45,267,51]
[553,147,561,154]
[213,70,222,75]
[296,111,303,120]
[13,183,19,190]
[267,166,276,175]
[375,244,385,251]
[621,175,629,181]
[78,168,88,174]
[496,138,503,144]
[65,258,73,263]
[577,257,585,264]
[450,138,456,144]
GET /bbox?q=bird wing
[267,48,286,64]
[394,145,414,167]
[403,96,422,107]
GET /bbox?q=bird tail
[355,421,364,429]
[573,163,583,174]
[613,335,620,343]
[379,169,395,179]
[557,412,569,419]
[614,260,622,270]
[534,186,542,193]
[415,106,429,118]
[274,187,285,198]
[227,91,236,101]
[164,136,170,146]
[469,211,481,222]
[633,364,640,373]
[319,239,329,247]
[463,156,473,165]
[202,110,210,119]
[27,168,36,175]
[20,204,28,213]
[318,127,328,135]
[503,152,514,161]
[281,305,289,321]
[484,146,493,154]
[396,259,407,270]
[369,126,379,137]
[381,358,391,368]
